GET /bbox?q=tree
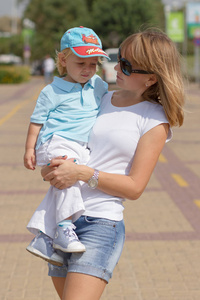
[23,0,90,59]
[0,35,24,57]
[90,0,164,48]
[21,0,164,59]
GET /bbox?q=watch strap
[93,169,99,180]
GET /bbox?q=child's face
[64,53,98,84]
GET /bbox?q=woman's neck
[111,89,144,107]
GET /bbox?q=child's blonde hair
[55,48,73,76]
[55,48,102,77]
[120,29,185,127]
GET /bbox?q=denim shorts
[48,216,125,283]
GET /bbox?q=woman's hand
[41,155,67,178]
[42,157,79,189]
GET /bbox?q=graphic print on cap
[82,34,100,45]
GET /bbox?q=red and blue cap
[60,26,110,60]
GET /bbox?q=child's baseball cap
[60,26,110,60]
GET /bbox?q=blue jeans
[48,216,125,282]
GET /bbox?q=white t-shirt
[81,91,172,221]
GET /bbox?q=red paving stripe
[0,233,33,243]
[0,163,25,167]
[161,145,199,196]
[126,231,200,241]
[154,145,200,234]
[0,190,47,195]
[1,145,199,243]
[172,138,200,142]
[0,144,24,147]
[0,187,163,195]
[1,231,200,243]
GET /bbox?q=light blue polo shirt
[31,75,108,149]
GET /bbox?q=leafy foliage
[0,35,24,57]
[21,0,164,60]
[24,0,90,59]
[0,65,30,83]
[90,0,164,48]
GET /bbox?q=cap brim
[71,46,110,60]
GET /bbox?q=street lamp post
[23,19,35,65]
[11,0,18,35]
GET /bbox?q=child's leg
[54,184,85,224]
[31,136,88,254]
[27,186,57,238]
[26,184,86,256]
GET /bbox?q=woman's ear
[146,74,157,87]
[59,52,67,67]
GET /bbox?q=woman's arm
[43,123,169,200]
[96,123,169,200]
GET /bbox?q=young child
[24,26,109,266]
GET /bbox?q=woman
[41,29,184,300]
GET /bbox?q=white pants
[27,135,90,239]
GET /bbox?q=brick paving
[0,77,200,300]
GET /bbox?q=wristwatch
[88,169,99,189]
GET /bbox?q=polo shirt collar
[88,76,96,88]
[52,76,95,92]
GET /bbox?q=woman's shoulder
[141,100,166,117]
[140,101,171,138]
[101,90,115,105]
[103,90,115,98]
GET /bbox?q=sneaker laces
[47,238,54,248]
[43,234,54,249]
[63,224,78,242]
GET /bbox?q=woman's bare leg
[62,272,107,300]
[51,277,66,299]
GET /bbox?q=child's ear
[59,53,67,67]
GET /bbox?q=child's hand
[24,149,36,170]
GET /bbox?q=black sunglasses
[118,48,153,76]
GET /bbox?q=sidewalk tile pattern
[0,78,200,299]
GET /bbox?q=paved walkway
[0,77,200,300]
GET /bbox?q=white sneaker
[53,224,86,253]
[26,232,64,266]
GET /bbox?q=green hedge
[0,65,30,84]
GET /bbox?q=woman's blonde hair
[120,29,185,127]
[55,48,73,76]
